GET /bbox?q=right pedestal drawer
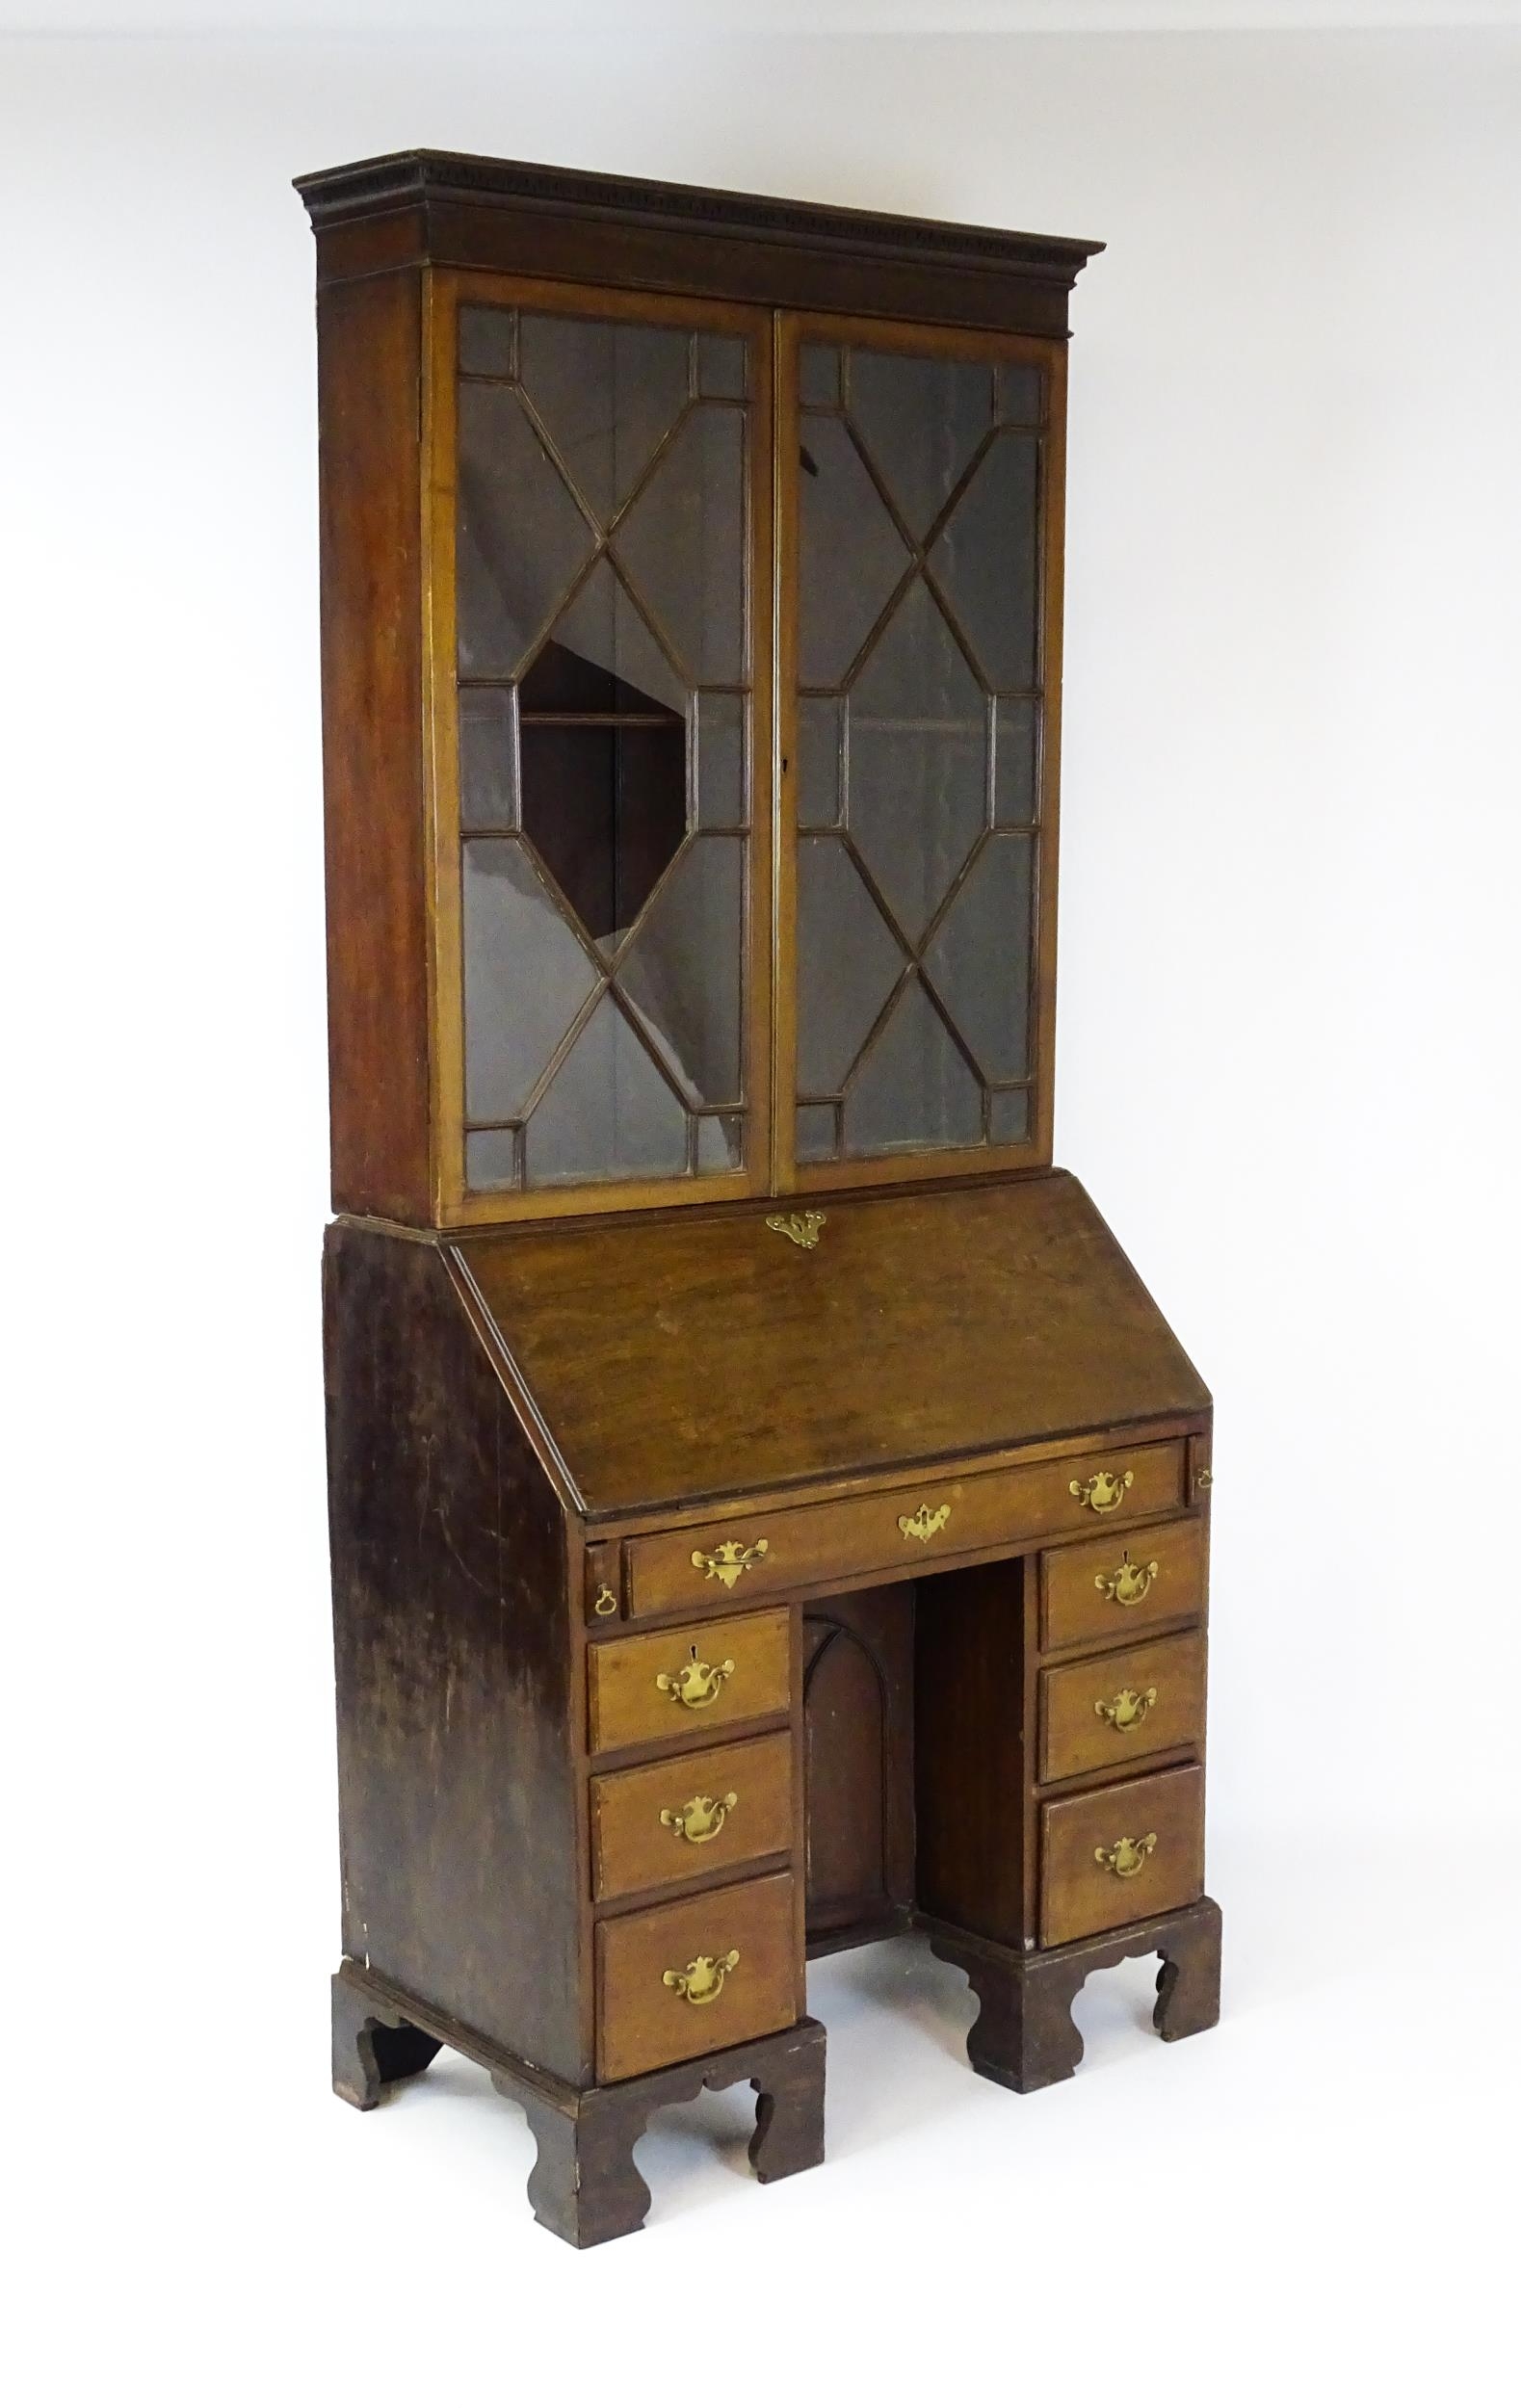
[1039,1629,1205,1782]
[1040,1512,1206,1652]
[1039,1763,1204,1947]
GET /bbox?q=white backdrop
[6,13,1518,2403]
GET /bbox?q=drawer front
[1041,1512,1205,1653]
[1040,1764,1204,1947]
[625,1442,1187,1618]
[596,1871,799,2082]
[591,1732,794,1902]
[588,1607,790,1756]
[1040,1630,1205,1783]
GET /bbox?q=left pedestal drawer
[588,1607,791,1755]
[592,1732,794,1902]
[596,1871,800,2082]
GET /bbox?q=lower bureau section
[596,1871,800,2082]
[1039,1763,1204,1947]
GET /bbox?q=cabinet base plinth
[331,1961,825,2247]
[923,1895,1222,2093]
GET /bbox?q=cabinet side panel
[324,1223,583,2081]
[317,271,432,1220]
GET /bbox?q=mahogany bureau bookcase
[299,148,1222,2248]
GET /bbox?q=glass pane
[457,383,594,677]
[796,1102,838,1163]
[848,578,986,942]
[462,837,599,1122]
[989,1088,1031,1144]
[928,430,1040,693]
[518,560,687,949]
[697,334,747,400]
[459,304,516,380]
[695,691,746,827]
[465,1126,519,1190]
[797,697,841,829]
[459,687,518,829]
[695,1112,744,1170]
[524,991,687,1184]
[517,313,688,523]
[616,405,746,684]
[800,344,840,409]
[616,835,745,1108]
[996,363,1043,428]
[798,414,909,688]
[922,832,1036,1084]
[994,696,1038,826]
[848,349,994,538]
[844,977,981,1157]
[796,836,905,1097]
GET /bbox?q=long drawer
[622,1442,1187,1619]
[1039,1763,1204,1947]
[587,1608,790,1756]
[590,1732,794,1902]
[1040,1629,1205,1783]
[596,1871,799,2082]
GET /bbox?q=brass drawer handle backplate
[899,1503,951,1544]
[661,1792,739,1845]
[663,1950,740,2005]
[691,1538,769,1590]
[1095,1832,1158,1879]
[656,1646,736,1710]
[766,1210,826,1250]
[1095,1551,1159,1607]
[1070,1469,1135,1515]
[1095,1685,1158,1732]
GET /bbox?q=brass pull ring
[663,1950,740,2005]
[1095,1552,1159,1607]
[691,1538,769,1590]
[661,1792,738,1845]
[656,1646,736,1710]
[1095,1685,1157,1732]
[591,1583,618,1618]
[1095,1832,1158,1879]
[1070,1469,1135,1515]
[898,1503,951,1544]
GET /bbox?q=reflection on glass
[695,1112,744,1170]
[459,687,518,829]
[697,334,747,400]
[616,406,745,684]
[796,837,905,1097]
[798,413,909,687]
[844,977,981,1156]
[848,349,992,537]
[464,1126,519,1190]
[929,431,1040,692]
[797,697,842,829]
[989,1088,1031,1144]
[517,314,688,521]
[796,1102,838,1163]
[457,383,593,676]
[617,836,745,1106]
[849,578,985,942]
[993,696,1038,826]
[922,832,1035,1085]
[462,837,599,1122]
[459,303,516,379]
[695,692,746,827]
[524,991,688,1184]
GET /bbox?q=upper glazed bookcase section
[295,150,1103,335]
